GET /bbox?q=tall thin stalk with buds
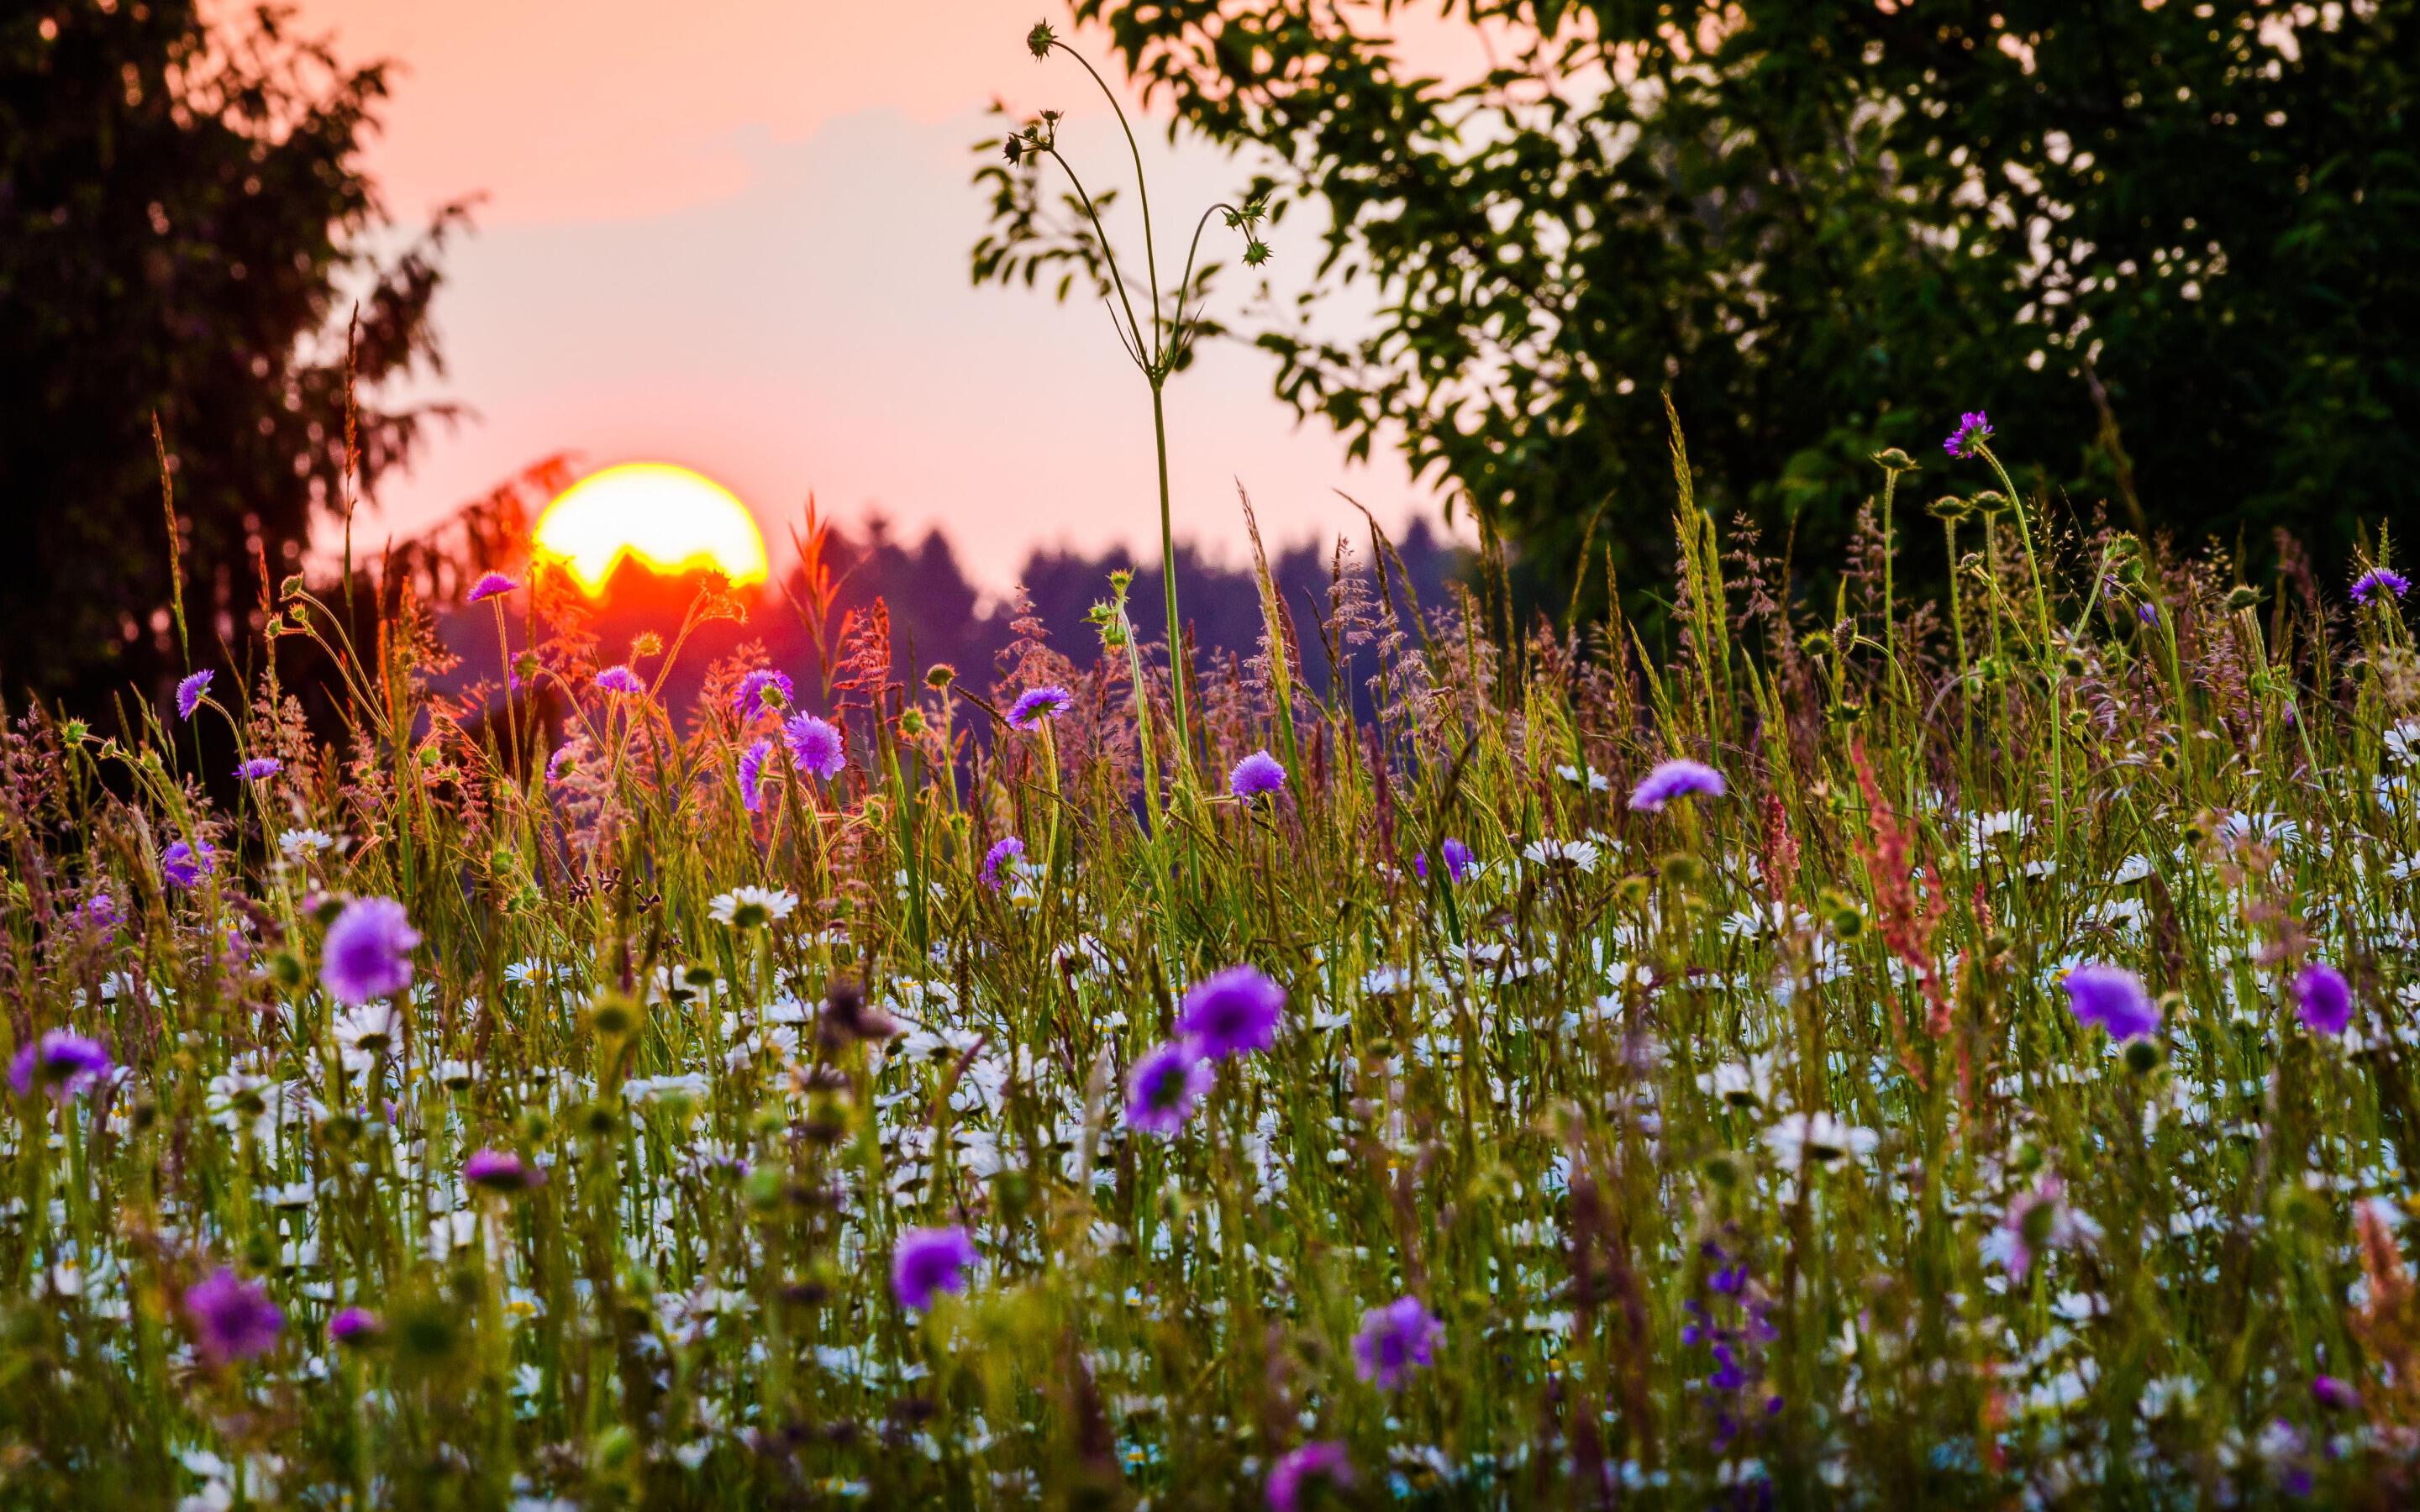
[980,20,1270,774]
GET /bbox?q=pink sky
[287,0,1466,589]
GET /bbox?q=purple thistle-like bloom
[1993,1175,2086,1281]
[733,667,794,718]
[2063,962,2160,1042]
[1126,1040,1214,1136]
[594,664,644,696]
[1352,1294,1444,1390]
[738,737,773,814]
[328,1306,381,1344]
[234,756,281,781]
[2353,567,2412,604]
[8,1031,113,1100]
[83,894,122,937]
[981,836,1026,890]
[466,571,518,604]
[1629,758,1727,811]
[185,1268,282,1366]
[161,839,215,889]
[2296,963,2353,1036]
[1943,410,1993,459]
[784,712,846,780]
[891,1226,977,1310]
[321,896,419,1005]
[1412,837,1475,884]
[464,1147,544,1193]
[2313,1375,2363,1412]
[175,669,213,721]
[1007,684,1073,731]
[1266,1441,1355,1512]
[1178,964,1285,1060]
[1229,748,1286,801]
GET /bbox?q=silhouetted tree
[0,2,463,708]
[981,2,2418,609]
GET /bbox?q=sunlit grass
[4,417,2419,1506]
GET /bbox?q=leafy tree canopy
[0,2,461,706]
[980,1,2417,604]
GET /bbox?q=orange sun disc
[533,462,770,596]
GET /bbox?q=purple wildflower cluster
[1265,1441,1353,1512]
[784,712,846,780]
[1007,684,1072,730]
[1351,1294,1442,1390]
[739,737,774,813]
[1629,758,1725,812]
[466,571,518,603]
[1412,836,1475,883]
[1121,964,1286,1137]
[891,1226,977,1311]
[464,1147,544,1194]
[2352,567,2411,605]
[2062,962,2160,1042]
[321,896,419,1005]
[594,664,645,696]
[1684,1236,1781,1459]
[161,839,215,890]
[8,1031,113,1100]
[733,667,795,719]
[185,1268,282,1366]
[1229,748,1286,801]
[175,669,213,721]
[980,836,1026,890]
[1943,409,1993,459]
[2296,963,2353,1036]
[234,756,282,781]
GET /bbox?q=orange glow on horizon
[534,463,770,596]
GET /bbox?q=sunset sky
[287,0,1465,590]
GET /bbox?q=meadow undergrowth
[4,412,2420,1509]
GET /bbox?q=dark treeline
[432,507,1468,742]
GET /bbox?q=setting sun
[533,462,770,596]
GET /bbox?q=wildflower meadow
[8,399,2420,1508]
[7,33,2420,1508]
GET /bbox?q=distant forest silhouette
[427,501,1468,739]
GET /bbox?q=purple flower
[1629,758,1727,811]
[738,737,773,814]
[185,1268,282,1366]
[1229,748,1286,801]
[82,894,122,937]
[2296,963,2353,1036]
[321,896,419,1005]
[1943,410,1993,459]
[161,839,215,889]
[783,713,845,780]
[464,1147,544,1193]
[981,837,1026,890]
[1266,1441,1354,1512]
[733,667,794,718]
[1352,1294,1443,1390]
[1992,1174,2086,1280]
[891,1226,977,1310]
[234,756,281,781]
[1126,1040,1214,1136]
[2062,962,2160,1042]
[1412,837,1475,883]
[1007,684,1073,730]
[1178,964,1285,1060]
[2137,601,2160,626]
[2353,567,2412,605]
[594,664,644,696]
[466,571,518,604]
[8,1031,113,1100]
[328,1306,381,1344]
[2313,1374,2362,1412]
[175,669,213,721]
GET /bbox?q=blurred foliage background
[983,0,2417,612]
[0,2,463,709]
